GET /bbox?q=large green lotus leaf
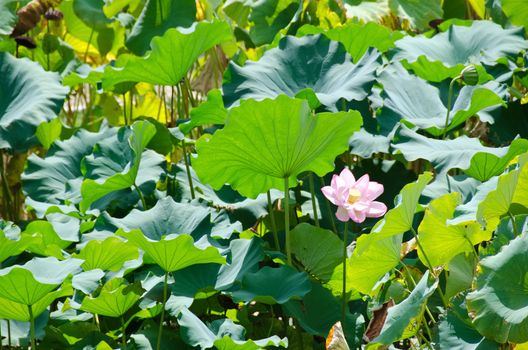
[347,233,402,295]
[179,89,227,134]
[418,192,490,267]
[74,236,139,272]
[502,0,528,30]
[0,52,68,151]
[371,271,438,345]
[193,96,362,198]
[377,65,503,137]
[0,257,82,305]
[231,265,311,304]
[118,229,225,272]
[370,172,432,239]
[73,0,112,29]
[392,127,528,181]
[290,223,343,282]
[178,308,288,349]
[297,22,403,63]
[477,155,528,231]
[21,219,76,259]
[391,21,527,81]
[22,128,116,216]
[125,0,196,55]
[0,223,30,264]
[223,35,380,110]
[79,120,162,212]
[102,21,233,88]
[0,284,73,321]
[466,234,528,343]
[80,278,144,318]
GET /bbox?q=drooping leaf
[467,234,528,343]
[223,35,380,111]
[118,229,225,273]
[73,0,112,29]
[371,271,438,345]
[80,278,144,318]
[102,21,233,88]
[125,0,196,55]
[74,236,140,272]
[0,52,68,151]
[193,95,362,198]
[231,265,311,304]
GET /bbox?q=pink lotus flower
[321,168,387,223]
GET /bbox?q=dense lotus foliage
[1,0,528,349]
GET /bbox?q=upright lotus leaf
[223,35,380,110]
[102,21,233,88]
[297,22,403,63]
[466,234,528,343]
[377,65,503,137]
[79,120,160,212]
[179,89,227,134]
[371,271,438,345]
[80,278,144,318]
[290,223,343,281]
[0,257,83,306]
[193,96,362,198]
[231,265,311,304]
[418,193,490,267]
[118,229,225,273]
[74,236,139,272]
[347,233,402,295]
[388,0,443,30]
[391,21,528,81]
[477,155,528,231]
[73,0,112,29]
[502,0,528,30]
[370,172,433,239]
[178,308,288,349]
[126,0,196,55]
[392,127,528,181]
[0,52,68,151]
[22,220,75,258]
[22,127,116,216]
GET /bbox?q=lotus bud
[460,64,479,86]
[44,9,63,21]
[14,36,37,49]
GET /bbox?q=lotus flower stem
[121,316,127,349]
[156,272,169,350]
[341,221,349,326]
[83,27,94,63]
[319,177,337,233]
[182,140,195,199]
[28,305,36,349]
[284,177,291,264]
[133,184,147,210]
[442,77,459,140]
[267,190,280,250]
[7,320,11,349]
[308,174,320,227]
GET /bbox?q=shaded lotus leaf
[392,21,528,81]
[371,271,438,345]
[73,0,112,29]
[193,95,362,198]
[231,265,311,304]
[22,127,116,216]
[0,257,83,306]
[125,0,196,55]
[467,234,528,343]
[377,64,504,137]
[0,222,31,264]
[223,35,380,110]
[418,192,490,267]
[0,52,68,151]
[297,22,403,63]
[102,21,233,88]
[0,0,17,35]
[79,120,164,212]
[74,236,139,272]
[290,223,343,281]
[179,89,227,134]
[118,229,225,273]
[80,278,144,318]
[178,307,288,349]
[392,126,528,181]
[72,269,105,295]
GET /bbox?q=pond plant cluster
[1,0,528,349]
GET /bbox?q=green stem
[0,319,3,350]
[181,140,195,199]
[320,176,337,233]
[509,211,520,236]
[134,184,147,209]
[308,174,320,227]
[341,221,349,326]
[28,305,36,350]
[121,316,127,349]
[129,90,134,122]
[122,94,128,125]
[284,177,291,265]
[0,152,14,221]
[267,190,280,251]
[442,78,459,140]
[83,27,94,63]
[7,320,11,349]
[156,272,169,350]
